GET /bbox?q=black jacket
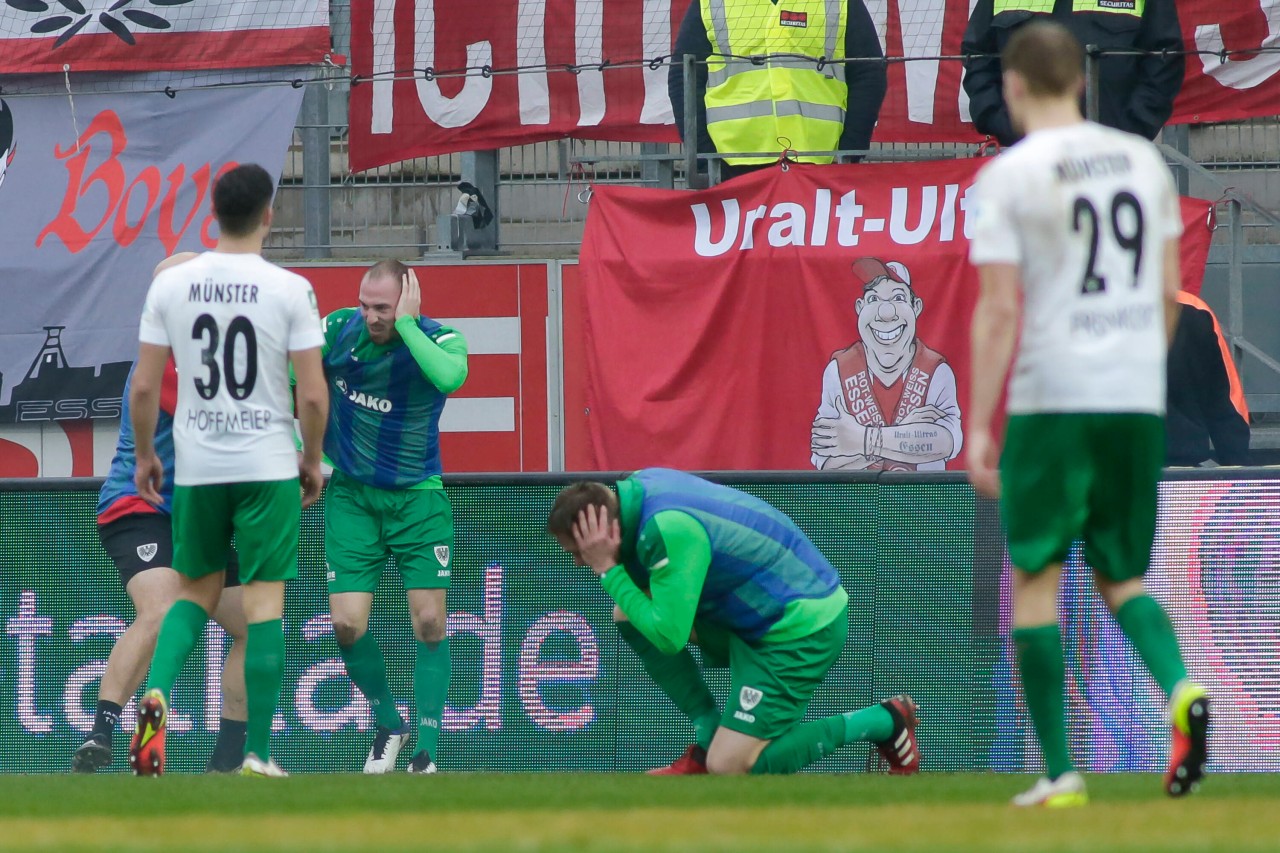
[1166,301,1251,467]
[668,0,887,163]
[961,0,1184,146]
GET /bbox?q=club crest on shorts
[136,543,158,562]
[434,545,450,567]
[739,686,763,711]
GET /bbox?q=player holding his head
[321,260,468,774]
[548,469,920,777]
[73,252,249,775]
[967,21,1209,807]
[128,164,329,778]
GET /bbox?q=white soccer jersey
[139,252,325,485]
[969,122,1183,414]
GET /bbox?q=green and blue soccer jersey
[603,468,848,652]
[321,309,468,490]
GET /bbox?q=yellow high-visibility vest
[993,0,1145,16]
[701,0,849,165]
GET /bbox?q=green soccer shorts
[1000,412,1164,581]
[324,470,455,593]
[697,606,848,741]
[172,479,301,584]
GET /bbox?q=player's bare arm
[130,342,172,506]
[291,345,329,508]
[967,263,1021,499]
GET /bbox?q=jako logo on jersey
[739,686,763,711]
[338,382,393,413]
[137,543,158,562]
[435,545,450,567]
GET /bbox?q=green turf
[1,773,1277,852]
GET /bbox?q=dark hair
[1002,20,1084,97]
[213,163,275,237]
[365,259,410,285]
[547,482,618,537]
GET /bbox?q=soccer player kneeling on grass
[548,469,919,776]
[967,21,1210,807]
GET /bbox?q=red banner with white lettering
[0,1,329,73]
[350,0,1280,167]
[578,159,1214,471]
[348,0,680,170]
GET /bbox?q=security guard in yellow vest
[961,0,1183,146]
[670,0,886,178]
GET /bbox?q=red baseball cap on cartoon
[852,257,912,289]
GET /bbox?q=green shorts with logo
[695,605,848,741]
[325,469,454,593]
[1001,412,1164,581]
[172,478,300,584]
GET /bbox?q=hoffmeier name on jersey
[184,406,273,433]
[139,253,325,486]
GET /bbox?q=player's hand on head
[573,504,622,576]
[135,452,165,506]
[396,268,421,321]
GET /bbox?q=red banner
[878,0,1280,140]
[350,0,1280,167]
[0,2,329,74]
[578,160,1214,471]
[348,0,680,170]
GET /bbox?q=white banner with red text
[0,1,330,73]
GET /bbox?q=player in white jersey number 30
[127,164,330,779]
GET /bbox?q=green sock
[146,599,209,696]
[245,619,285,761]
[338,631,405,730]
[751,716,844,774]
[617,622,720,749]
[414,639,450,758]
[842,705,895,744]
[1114,595,1189,696]
[1013,624,1074,779]
[751,705,895,774]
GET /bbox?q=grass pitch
[0,772,1276,852]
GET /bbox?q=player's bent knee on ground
[705,747,757,776]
